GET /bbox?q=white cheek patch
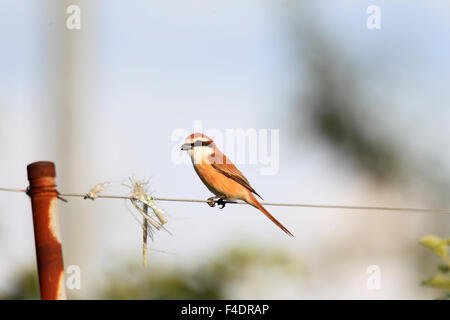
[189,146,213,164]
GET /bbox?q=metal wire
[2,187,450,214]
[0,187,27,193]
[45,193,450,214]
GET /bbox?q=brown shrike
[181,133,293,237]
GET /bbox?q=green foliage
[437,265,449,274]
[420,235,450,261]
[1,245,302,300]
[0,269,39,300]
[420,235,450,299]
[294,24,404,184]
[311,93,402,183]
[422,275,450,291]
[102,246,303,299]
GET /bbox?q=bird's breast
[192,162,249,200]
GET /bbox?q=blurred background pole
[53,1,95,296]
[27,161,66,300]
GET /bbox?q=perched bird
[181,133,293,237]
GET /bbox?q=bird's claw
[217,198,226,209]
[207,198,217,207]
[206,197,227,209]
[207,197,235,209]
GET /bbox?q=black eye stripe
[191,140,212,147]
[202,141,212,146]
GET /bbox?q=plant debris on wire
[83,177,170,266]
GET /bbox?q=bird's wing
[209,152,263,200]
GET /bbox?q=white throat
[188,146,214,165]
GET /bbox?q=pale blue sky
[0,0,449,298]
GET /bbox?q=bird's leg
[207,196,220,207]
[207,196,237,209]
[216,197,238,209]
[216,197,227,209]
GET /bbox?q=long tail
[248,193,294,237]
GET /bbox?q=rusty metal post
[27,161,66,300]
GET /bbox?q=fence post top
[27,161,56,180]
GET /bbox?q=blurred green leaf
[102,245,305,299]
[422,275,450,291]
[419,235,449,262]
[438,265,450,274]
[0,269,39,300]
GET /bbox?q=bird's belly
[193,163,245,200]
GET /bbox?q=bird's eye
[193,140,202,147]
[201,141,212,147]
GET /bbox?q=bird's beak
[180,143,192,151]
